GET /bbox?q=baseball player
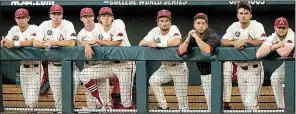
[33,4,77,109]
[78,7,135,109]
[256,17,294,110]
[74,7,112,110]
[139,9,189,110]
[220,1,266,110]
[178,13,220,110]
[0,8,43,110]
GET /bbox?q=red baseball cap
[15,8,29,17]
[157,9,171,19]
[99,7,113,16]
[274,17,289,27]
[50,4,63,13]
[194,13,208,22]
[80,8,94,17]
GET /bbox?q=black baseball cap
[237,1,252,12]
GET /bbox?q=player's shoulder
[286,28,295,39]
[288,28,295,35]
[228,22,239,28]
[114,19,124,23]
[268,32,277,39]
[78,28,85,35]
[170,25,179,30]
[250,20,264,28]
[29,24,39,30]
[150,26,159,33]
[62,19,74,27]
[9,26,19,31]
[39,20,50,26]
[206,27,217,34]
[113,19,125,26]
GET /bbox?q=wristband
[14,41,20,47]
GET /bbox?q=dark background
[1,4,295,85]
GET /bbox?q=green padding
[216,47,257,61]
[1,46,294,61]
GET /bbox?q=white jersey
[143,25,181,47]
[77,23,100,42]
[37,19,77,42]
[263,28,294,47]
[143,25,182,66]
[6,25,43,42]
[222,20,267,66]
[97,19,130,46]
[222,20,266,41]
[5,25,43,65]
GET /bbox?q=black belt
[49,62,61,67]
[240,64,259,70]
[23,64,39,68]
[172,62,183,66]
[114,61,121,63]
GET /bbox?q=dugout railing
[0,46,294,114]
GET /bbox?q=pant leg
[83,79,110,109]
[85,90,99,109]
[237,67,248,109]
[200,74,211,110]
[112,62,134,108]
[20,63,42,108]
[79,64,114,84]
[79,64,114,108]
[96,78,111,106]
[149,65,172,109]
[48,63,62,109]
[223,62,232,102]
[239,65,263,110]
[170,63,189,110]
[270,63,285,109]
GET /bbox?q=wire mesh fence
[0,60,289,113]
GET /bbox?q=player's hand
[2,40,14,48]
[86,40,97,45]
[42,41,52,49]
[84,44,94,59]
[45,40,57,46]
[275,42,284,48]
[234,40,246,50]
[0,39,5,47]
[148,41,157,48]
[188,29,199,39]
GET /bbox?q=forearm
[196,39,212,54]
[97,40,121,46]
[139,40,150,46]
[20,39,33,47]
[245,39,263,46]
[220,40,235,46]
[178,41,189,55]
[167,38,181,47]
[256,45,271,58]
[33,40,46,48]
[276,46,293,57]
[54,40,76,47]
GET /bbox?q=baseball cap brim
[276,25,289,27]
[51,11,63,14]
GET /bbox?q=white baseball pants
[149,63,189,110]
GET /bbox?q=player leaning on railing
[256,17,295,110]
[1,8,43,113]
